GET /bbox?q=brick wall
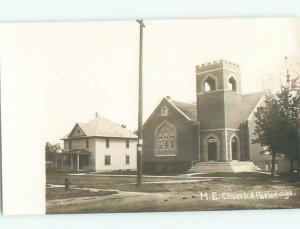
[143,99,199,165]
[197,90,226,129]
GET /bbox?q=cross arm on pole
[136,20,146,28]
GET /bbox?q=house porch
[56,149,91,172]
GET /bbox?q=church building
[143,60,290,173]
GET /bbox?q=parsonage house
[56,115,137,172]
[143,60,291,173]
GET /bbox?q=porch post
[61,156,64,170]
[70,155,73,171]
[77,154,80,172]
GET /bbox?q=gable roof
[164,92,263,124]
[164,97,197,122]
[241,92,264,120]
[171,100,197,121]
[62,116,137,139]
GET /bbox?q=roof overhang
[58,149,91,155]
[61,135,138,140]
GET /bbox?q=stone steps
[189,161,261,173]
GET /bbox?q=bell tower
[196,59,241,95]
[196,60,243,162]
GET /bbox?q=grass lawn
[46,173,171,192]
[46,187,117,200]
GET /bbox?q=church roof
[171,100,198,121]
[164,91,264,123]
[241,92,264,120]
[63,116,137,139]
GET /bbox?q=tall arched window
[155,122,177,155]
[228,77,237,92]
[204,77,216,92]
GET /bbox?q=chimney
[95,112,98,118]
[166,96,171,100]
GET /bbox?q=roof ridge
[64,115,137,139]
[172,100,197,105]
[165,98,193,121]
[164,97,197,121]
[242,91,264,96]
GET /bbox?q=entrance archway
[231,136,239,160]
[208,137,217,161]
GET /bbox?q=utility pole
[136,19,145,186]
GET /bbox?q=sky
[1,17,300,144]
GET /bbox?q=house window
[126,155,130,165]
[228,77,237,92]
[204,77,216,92]
[86,138,89,148]
[77,129,80,134]
[106,138,110,148]
[105,156,111,165]
[69,140,72,150]
[161,106,168,116]
[126,139,130,148]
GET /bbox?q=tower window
[126,139,129,148]
[228,77,237,92]
[204,77,216,92]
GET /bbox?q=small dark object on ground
[65,177,71,191]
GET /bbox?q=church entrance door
[208,138,217,161]
[231,137,238,160]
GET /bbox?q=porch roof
[59,149,91,155]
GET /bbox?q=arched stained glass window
[155,122,177,155]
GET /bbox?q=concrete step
[189,161,261,173]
